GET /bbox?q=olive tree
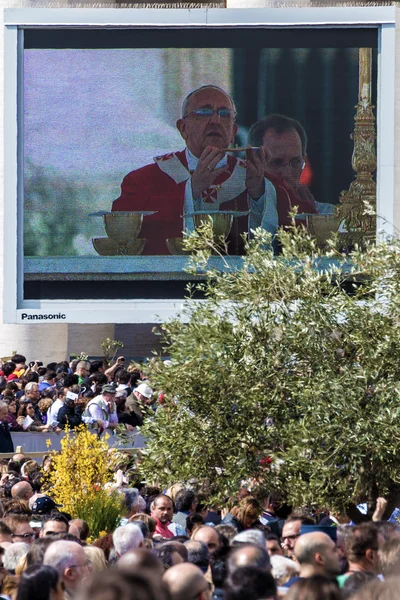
[139,224,400,521]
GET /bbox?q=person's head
[3,541,29,572]
[341,571,377,600]
[154,542,185,570]
[228,544,271,573]
[75,362,91,378]
[151,494,174,524]
[24,382,40,401]
[270,554,299,587]
[175,489,197,514]
[163,562,211,600]
[375,520,400,542]
[43,370,57,385]
[230,497,261,529]
[83,546,107,573]
[117,548,164,577]
[133,383,153,406]
[11,355,26,370]
[285,574,341,600]
[16,564,64,600]
[3,498,31,517]
[282,516,314,559]
[77,569,170,600]
[5,515,35,544]
[43,539,92,593]
[294,532,340,577]
[192,526,221,556]
[3,362,16,378]
[265,533,284,557]
[0,522,12,543]
[248,113,307,189]
[130,520,150,540]
[18,401,36,420]
[25,537,54,568]
[130,514,156,538]
[10,481,33,502]
[0,401,9,422]
[176,85,238,158]
[224,566,277,600]
[101,384,117,405]
[120,488,143,518]
[112,523,144,557]
[40,513,69,538]
[210,555,228,589]
[184,540,209,573]
[378,537,400,578]
[215,524,237,542]
[345,522,381,574]
[186,513,205,536]
[69,519,90,542]
[231,529,266,548]
[21,459,40,480]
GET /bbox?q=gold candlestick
[336,47,376,247]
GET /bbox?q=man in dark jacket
[57,391,83,429]
[0,402,14,452]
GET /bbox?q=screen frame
[3,6,396,324]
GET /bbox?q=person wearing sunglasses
[113,84,279,255]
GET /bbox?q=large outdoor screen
[4,8,394,323]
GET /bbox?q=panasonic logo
[21,313,67,321]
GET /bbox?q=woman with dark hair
[6,398,22,431]
[16,564,64,600]
[17,402,51,432]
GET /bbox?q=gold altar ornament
[335,47,376,247]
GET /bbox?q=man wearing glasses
[248,114,334,227]
[5,515,35,544]
[112,85,278,255]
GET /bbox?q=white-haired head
[112,523,144,557]
[232,529,266,548]
[3,542,29,571]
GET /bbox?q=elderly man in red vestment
[112,85,283,255]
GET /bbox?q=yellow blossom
[43,426,122,538]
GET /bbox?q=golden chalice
[90,211,155,256]
[188,211,249,244]
[305,214,341,248]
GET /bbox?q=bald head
[163,563,210,600]
[13,454,25,464]
[192,526,221,556]
[117,549,164,577]
[11,481,33,501]
[295,532,340,576]
[43,540,91,592]
[228,544,271,572]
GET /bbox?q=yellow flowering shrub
[45,426,122,538]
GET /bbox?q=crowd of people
[0,355,398,599]
[0,354,154,451]
[0,458,396,600]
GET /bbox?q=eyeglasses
[282,534,300,543]
[268,157,305,171]
[11,532,34,539]
[183,107,236,120]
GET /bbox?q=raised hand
[191,146,228,200]
[246,146,268,200]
